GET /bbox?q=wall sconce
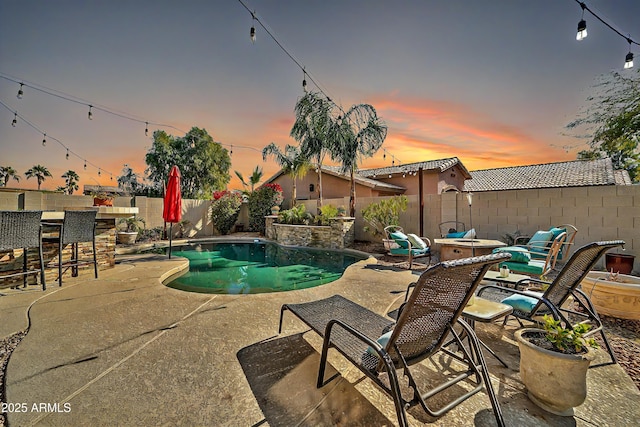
[309,184,315,192]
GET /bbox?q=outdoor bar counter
[1,207,138,289]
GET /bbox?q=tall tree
[25,164,52,190]
[262,143,311,206]
[0,166,21,187]
[61,170,80,195]
[145,127,231,199]
[248,165,263,192]
[567,68,640,182]
[332,104,387,216]
[290,92,335,210]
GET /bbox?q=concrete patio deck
[2,250,639,426]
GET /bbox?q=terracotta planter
[515,329,594,416]
[581,272,640,320]
[605,253,635,275]
[93,197,113,207]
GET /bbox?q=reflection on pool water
[164,241,368,294]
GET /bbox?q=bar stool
[42,210,98,286]
[0,210,46,291]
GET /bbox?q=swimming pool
[164,240,368,294]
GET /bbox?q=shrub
[279,204,313,225]
[210,191,242,235]
[248,183,284,234]
[362,195,408,238]
[315,204,339,225]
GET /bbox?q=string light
[573,1,638,69]
[84,160,87,170]
[624,39,634,69]
[88,105,93,120]
[11,112,17,127]
[17,83,24,99]
[42,134,46,146]
[250,11,256,43]
[302,69,307,92]
[230,144,233,156]
[576,2,587,41]
[145,121,149,136]
[98,168,101,177]
[66,148,69,160]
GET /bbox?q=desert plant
[118,216,146,233]
[278,204,313,225]
[362,195,408,238]
[539,315,599,354]
[210,191,242,235]
[314,204,339,225]
[248,183,283,234]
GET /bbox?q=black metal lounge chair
[279,252,510,427]
[478,240,625,367]
[0,210,46,290]
[42,210,98,286]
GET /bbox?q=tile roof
[358,157,471,179]
[464,158,629,192]
[614,169,633,185]
[321,165,406,191]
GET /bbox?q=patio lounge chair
[278,253,511,427]
[493,231,567,277]
[383,225,431,268]
[478,240,625,366]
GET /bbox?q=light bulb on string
[250,11,256,43]
[98,168,101,177]
[110,174,113,181]
[88,105,93,120]
[624,39,634,69]
[66,149,70,160]
[84,161,87,170]
[145,122,149,136]
[230,144,233,156]
[383,149,386,160]
[302,69,307,92]
[576,3,587,41]
[17,83,24,99]
[42,134,46,146]
[11,112,17,127]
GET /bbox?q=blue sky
[1,0,638,191]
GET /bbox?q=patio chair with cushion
[42,210,98,286]
[514,224,577,261]
[493,231,567,277]
[0,210,46,291]
[478,240,625,366]
[438,221,466,238]
[278,253,511,427]
[383,225,431,268]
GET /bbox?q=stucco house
[265,157,472,207]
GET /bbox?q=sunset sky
[1,0,638,192]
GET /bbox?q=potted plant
[116,216,146,244]
[91,190,115,207]
[514,315,598,416]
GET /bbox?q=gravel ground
[1,242,637,426]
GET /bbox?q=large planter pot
[605,253,635,275]
[93,197,113,207]
[515,328,595,416]
[116,231,138,245]
[581,271,640,320]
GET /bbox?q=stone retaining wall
[265,216,355,249]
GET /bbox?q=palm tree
[332,104,387,216]
[0,166,21,187]
[290,92,336,210]
[62,170,80,195]
[25,164,52,190]
[262,143,311,206]
[234,165,263,193]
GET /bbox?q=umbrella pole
[169,223,173,258]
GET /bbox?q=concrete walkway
[2,252,639,426]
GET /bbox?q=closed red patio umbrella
[163,165,182,258]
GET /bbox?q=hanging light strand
[573,0,638,68]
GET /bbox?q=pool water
[165,241,367,294]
